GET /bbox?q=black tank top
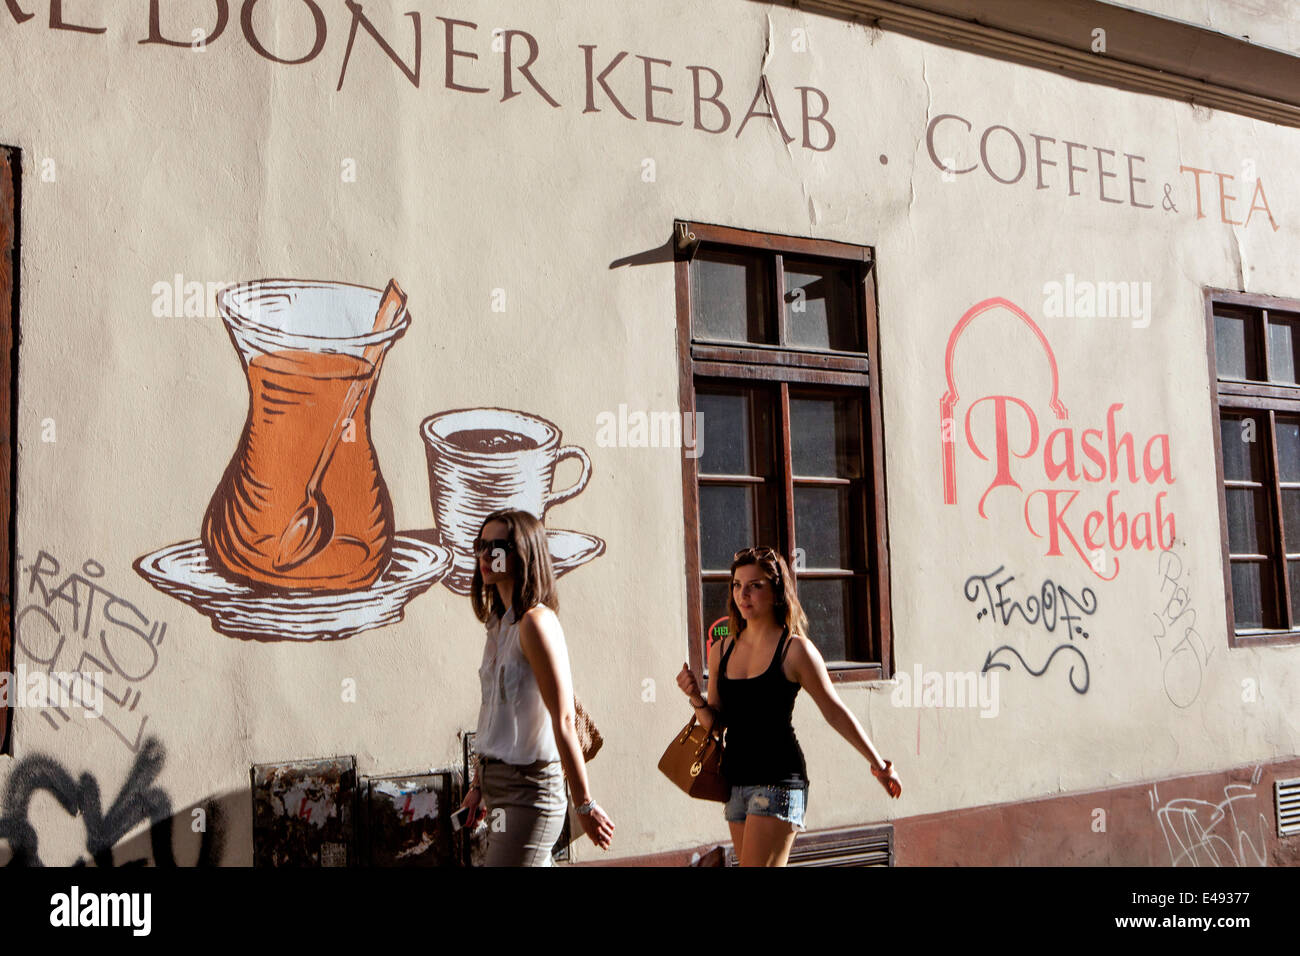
[717,628,808,788]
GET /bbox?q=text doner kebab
[2,0,838,151]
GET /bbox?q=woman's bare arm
[517,607,591,804]
[786,635,887,770]
[518,606,616,847]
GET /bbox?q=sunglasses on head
[733,546,779,561]
[474,537,515,555]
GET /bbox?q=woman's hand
[460,785,487,827]
[872,761,902,798]
[578,803,615,850]
[676,663,703,702]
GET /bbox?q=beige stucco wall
[0,0,1297,864]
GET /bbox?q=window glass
[784,258,862,351]
[790,394,862,479]
[797,578,850,662]
[1214,308,1260,381]
[691,249,772,344]
[1219,413,1263,481]
[1268,312,1300,384]
[794,486,853,569]
[1230,561,1272,628]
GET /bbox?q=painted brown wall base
[576,759,1300,866]
[894,757,1300,866]
[575,842,725,867]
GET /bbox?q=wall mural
[421,407,603,595]
[940,297,1176,581]
[134,279,604,641]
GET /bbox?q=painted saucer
[134,535,452,641]
[437,528,607,595]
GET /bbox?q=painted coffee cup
[420,408,591,574]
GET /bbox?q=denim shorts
[724,784,807,829]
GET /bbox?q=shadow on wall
[0,736,482,866]
[0,737,242,866]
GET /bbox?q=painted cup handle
[545,445,591,511]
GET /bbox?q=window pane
[797,578,850,662]
[790,394,863,478]
[696,388,771,476]
[1269,313,1300,384]
[691,249,772,344]
[1283,489,1300,552]
[1225,488,1273,554]
[1290,562,1300,626]
[794,486,852,569]
[1230,561,1276,629]
[1214,308,1260,380]
[1220,413,1264,481]
[1277,416,1300,482]
[702,579,730,651]
[698,484,778,570]
[784,259,863,351]
[699,486,754,569]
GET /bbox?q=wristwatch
[576,799,598,815]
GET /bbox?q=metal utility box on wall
[251,755,357,867]
[361,772,456,866]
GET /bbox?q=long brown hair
[470,509,559,623]
[726,547,808,643]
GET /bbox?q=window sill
[1231,630,1300,648]
[827,665,887,684]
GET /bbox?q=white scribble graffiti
[1151,548,1213,708]
[1150,767,1269,867]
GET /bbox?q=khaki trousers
[479,759,567,867]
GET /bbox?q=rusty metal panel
[361,772,455,866]
[250,755,356,867]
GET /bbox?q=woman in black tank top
[677,547,902,866]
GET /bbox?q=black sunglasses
[474,537,516,556]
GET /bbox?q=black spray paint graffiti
[0,736,223,867]
[966,565,1097,694]
[1152,548,1213,708]
[14,549,168,752]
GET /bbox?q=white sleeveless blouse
[476,605,566,764]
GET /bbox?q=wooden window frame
[675,220,892,683]
[1,145,17,756]
[1205,287,1300,649]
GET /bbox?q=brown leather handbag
[658,714,729,802]
[575,697,603,763]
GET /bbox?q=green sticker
[708,617,730,641]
